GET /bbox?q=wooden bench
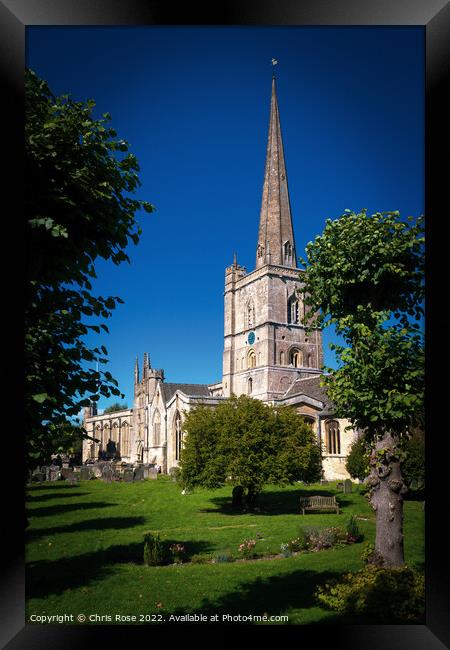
[300,495,340,515]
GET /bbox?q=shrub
[316,565,425,622]
[238,539,257,559]
[360,542,384,566]
[346,515,362,543]
[143,532,166,566]
[303,526,336,551]
[169,543,186,564]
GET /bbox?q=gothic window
[248,349,256,369]
[325,420,341,455]
[246,298,255,329]
[283,240,293,263]
[153,409,161,446]
[288,292,303,324]
[290,348,303,368]
[174,411,183,461]
[103,424,109,449]
[248,377,253,394]
[121,422,130,457]
[280,350,285,365]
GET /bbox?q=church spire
[256,74,297,269]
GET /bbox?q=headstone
[101,464,113,483]
[134,467,144,481]
[169,467,179,482]
[32,470,45,483]
[343,479,353,494]
[148,467,158,480]
[123,468,134,482]
[320,479,329,485]
[80,466,92,481]
[142,466,150,479]
[67,475,79,485]
[60,467,74,480]
[93,465,103,479]
[48,465,60,481]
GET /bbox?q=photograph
[23,24,426,629]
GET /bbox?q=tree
[103,402,129,414]
[178,395,322,506]
[301,209,424,567]
[346,436,370,482]
[25,69,154,471]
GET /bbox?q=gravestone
[148,467,158,480]
[343,479,353,494]
[169,467,179,482]
[48,465,60,481]
[320,479,329,485]
[67,475,79,485]
[60,467,74,480]
[80,466,92,481]
[101,464,113,483]
[123,468,134,482]
[142,466,150,479]
[134,467,144,481]
[32,470,45,483]
[93,465,103,479]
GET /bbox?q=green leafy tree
[25,69,154,471]
[301,209,424,567]
[103,402,129,414]
[179,395,321,506]
[346,436,370,482]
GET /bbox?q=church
[83,75,358,481]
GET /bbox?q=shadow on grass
[27,502,117,518]
[201,489,352,516]
[27,539,214,599]
[171,566,423,625]
[26,516,147,542]
[171,567,343,621]
[26,492,90,502]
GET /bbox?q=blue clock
[247,331,255,345]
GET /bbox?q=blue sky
[26,26,424,410]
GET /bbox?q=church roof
[160,382,211,403]
[282,375,335,413]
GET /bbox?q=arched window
[280,350,285,365]
[247,349,256,368]
[246,298,255,329]
[283,240,293,263]
[288,292,303,324]
[121,422,130,457]
[174,411,183,461]
[290,348,303,368]
[153,409,161,446]
[247,377,253,394]
[325,420,341,455]
[103,424,109,449]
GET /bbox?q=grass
[26,478,424,625]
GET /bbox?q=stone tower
[133,352,164,461]
[222,75,323,401]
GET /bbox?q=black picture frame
[2,1,447,647]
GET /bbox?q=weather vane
[271,58,278,77]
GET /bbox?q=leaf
[32,393,48,403]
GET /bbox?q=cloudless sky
[26,26,424,411]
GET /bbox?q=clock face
[247,331,255,345]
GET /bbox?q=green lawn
[26,477,424,625]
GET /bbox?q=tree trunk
[367,430,407,567]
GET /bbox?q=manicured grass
[26,478,424,625]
